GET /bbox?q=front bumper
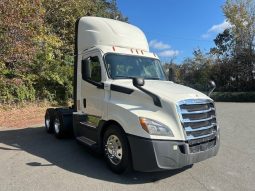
[127,134,220,172]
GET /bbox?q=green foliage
[0,78,36,103]
[223,0,255,54]
[1,0,254,104]
[0,0,126,104]
[211,92,255,102]
[42,0,127,54]
[166,49,214,92]
[0,0,44,64]
[210,29,234,58]
[166,0,255,96]
[32,44,73,103]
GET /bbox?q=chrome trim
[187,132,216,140]
[176,98,218,148]
[45,118,50,130]
[180,107,215,114]
[54,118,60,134]
[181,115,216,123]
[77,136,96,146]
[178,99,213,105]
[185,123,216,132]
[80,121,97,129]
[105,135,123,165]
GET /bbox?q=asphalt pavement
[0,103,254,191]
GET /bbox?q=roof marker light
[112,46,116,51]
[141,50,144,55]
[131,49,133,53]
[136,50,139,54]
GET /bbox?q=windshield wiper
[145,77,160,80]
[114,76,161,80]
[113,75,134,79]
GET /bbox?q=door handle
[83,98,86,108]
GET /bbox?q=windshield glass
[105,54,166,80]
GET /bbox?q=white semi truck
[45,16,220,173]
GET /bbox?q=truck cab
[45,17,220,173]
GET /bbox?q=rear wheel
[45,108,55,133]
[53,109,73,139]
[103,125,131,174]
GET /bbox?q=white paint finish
[80,50,106,117]
[77,17,149,52]
[76,54,82,111]
[75,17,213,141]
[110,79,210,104]
[96,45,158,59]
[106,88,186,140]
[101,79,209,140]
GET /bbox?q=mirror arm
[208,86,216,97]
[208,80,216,97]
[132,78,162,107]
[135,85,162,107]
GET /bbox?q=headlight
[139,117,173,136]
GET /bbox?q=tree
[223,0,255,56]
[42,0,127,55]
[210,29,234,58]
[0,0,127,104]
[209,0,255,92]
[0,0,46,103]
[0,0,44,65]
[176,49,214,91]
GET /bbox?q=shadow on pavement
[0,127,191,184]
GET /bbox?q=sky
[116,0,229,63]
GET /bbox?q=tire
[103,125,131,174]
[53,109,73,139]
[45,108,55,133]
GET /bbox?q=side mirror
[82,59,91,80]
[208,80,216,97]
[168,67,176,82]
[133,77,144,87]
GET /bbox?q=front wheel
[103,125,131,174]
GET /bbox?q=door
[79,50,105,141]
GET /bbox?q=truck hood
[110,80,210,103]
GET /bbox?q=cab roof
[77,17,149,53]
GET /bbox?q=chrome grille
[177,99,217,153]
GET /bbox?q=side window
[82,56,101,82]
[90,56,101,82]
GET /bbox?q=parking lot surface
[0,103,254,191]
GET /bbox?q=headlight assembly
[139,117,173,136]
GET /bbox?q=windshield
[105,54,166,80]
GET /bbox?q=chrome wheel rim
[54,118,60,134]
[105,135,122,165]
[45,116,50,130]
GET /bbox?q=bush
[32,49,73,104]
[211,92,255,102]
[0,79,36,104]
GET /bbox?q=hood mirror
[208,80,216,97]
[132,77,162,107]
[132,77,144,87]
